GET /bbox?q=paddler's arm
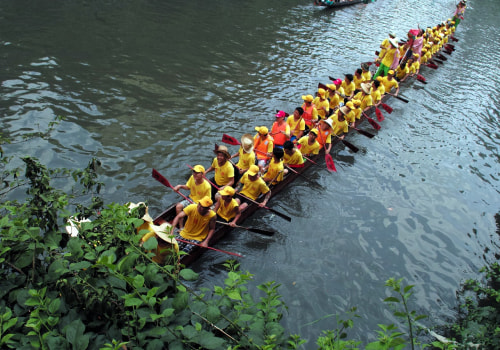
[325,142,332,154]
[230,152,239,160]
[229,205,241,227]
[171,211,187,230]
[259,190,272,208]
[173,184,189,192]
[201,217,216,247]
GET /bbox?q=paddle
[175,237,243,257]
[316,127,338,171]
[416,74,427,84]
[436,53,448,61]
[387,93,409,103]
[375,107,385,122]
[425,62,438,69]
[335,134,359,152]
[187,164,292,222]
[318,82,328,90]
[216,221,275,236]
[381,103,393,114]
[351,127,375,139]
[284,164,320,187]
[152,168,193,203]
[363,112,382,130]
[222,133,241,146]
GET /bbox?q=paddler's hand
[229,221,236,227]
[259,201,267,208]
[200,240,208,248]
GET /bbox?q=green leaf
[124,298,143,308]
[197,332,226,349]
[132,275,145,289]
[48,298,61,314]
[69,261,91,271]
[143,236,158,250]
[181,325,198,340]
[66,319,85,345]
[384,296,400,303]
[205,305,221,323]
[227,289,242,301]
[179,268,199,281]
[403,284,414,293]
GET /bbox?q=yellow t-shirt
[353,107,362,120]
[341,81,356,98]
[381,47,398,68]
[284,149,304,165]
[329,93,341,110]
[239,173,270,200]
[287,116,306,137]
[362,71,372,82]
[329,114,349,135]
[211,158,234,186]
[395,65,409,80]
[313,97,330,119]
[381,77,399,93]
[264,159,284,183]
[236,147,256,170]
[186,176,211,203]
[180,204,216,241]
[409,61,420,74]
[298,136,320,155]
[353,75,363,89]
[217,198,239,221]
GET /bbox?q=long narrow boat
[152,80,401,266]
[313,0,369,9]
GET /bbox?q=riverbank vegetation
[1,119,498,349]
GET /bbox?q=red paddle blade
[366,116,382,130]
[417,74,426,82]
[381,103,393,114]
[152,168,172,188]
[426,63,438,69]
[325,154,337,172]
[222,134,241,145]
[375,108,385,122]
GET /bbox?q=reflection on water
[1,0,499,343]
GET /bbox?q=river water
[1,0,499,346]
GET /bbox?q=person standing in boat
[301,94,319,128]
[231,133,255,182]
[287,107,305,143]
[297,129,320,157]
[375,32,397,67]
[253,126,274,171]
[214,186,241,227]
[374,37,399,79]
[270,110,290,148]
[312,88,330,121]
[205,145,235,199]
[171,196,216,252]
[236,165,271,211]
[283,141,305,167]
[172,164,212,228]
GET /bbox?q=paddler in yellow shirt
[263,147,285,184]
[297,129,320,157]
[172,164,211,227]
[287,107,306,142]
[312,88,330,120]
[171,196,216,252]
[329,106,349,136]
[361,62,372,83]
[283,140,305,167]
[214,186,241,227]
[231,133,256,184]
[380,70,400,96]
[341,74,356,101]
[205,145,235,198]
[236,165,271,211]
[326,84,341,115]
[353,83,373,113]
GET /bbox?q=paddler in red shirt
[270,110,290,148]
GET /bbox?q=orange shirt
[253,134,274,160]
[271,121,290,146]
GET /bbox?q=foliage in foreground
[1,121,499,349]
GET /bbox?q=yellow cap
[192,164,205,173]
[302,94,314,102]
[198,196,213,208]
[218,186,235,196]
[255,126,269,135]
[309,128,318,136]
[247,165,259,176]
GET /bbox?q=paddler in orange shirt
[315,119,334,154]
[253,126,274,171]
[270,110,290,148]
[301,94,318,129]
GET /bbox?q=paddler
[395,61,409,82]
[214,186,241,227]
[253,126,274,171]
[301,94,319,128]
[361,62,372,83]
[297,128,320,157]
[283,140,305,167]
[326,84,341,115]
[263,147,285,184]
[205,145,235,198]
[286,107,305,143]
[171,196,216,252]
[270,110,291,148]
[312,88,330,120]
[316,118,334,154]
[407,54,420,76]
[351,99,363,121]
[353,68,364,93]
[341,74,356,101]
[230,133,255,183]
[329,106,349,137]
[353,83,373,113]
[235,164,271,211]
[370,80,383,107]
[380,70,400,96]
[172,164,211,227]
[344,101,357,127]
